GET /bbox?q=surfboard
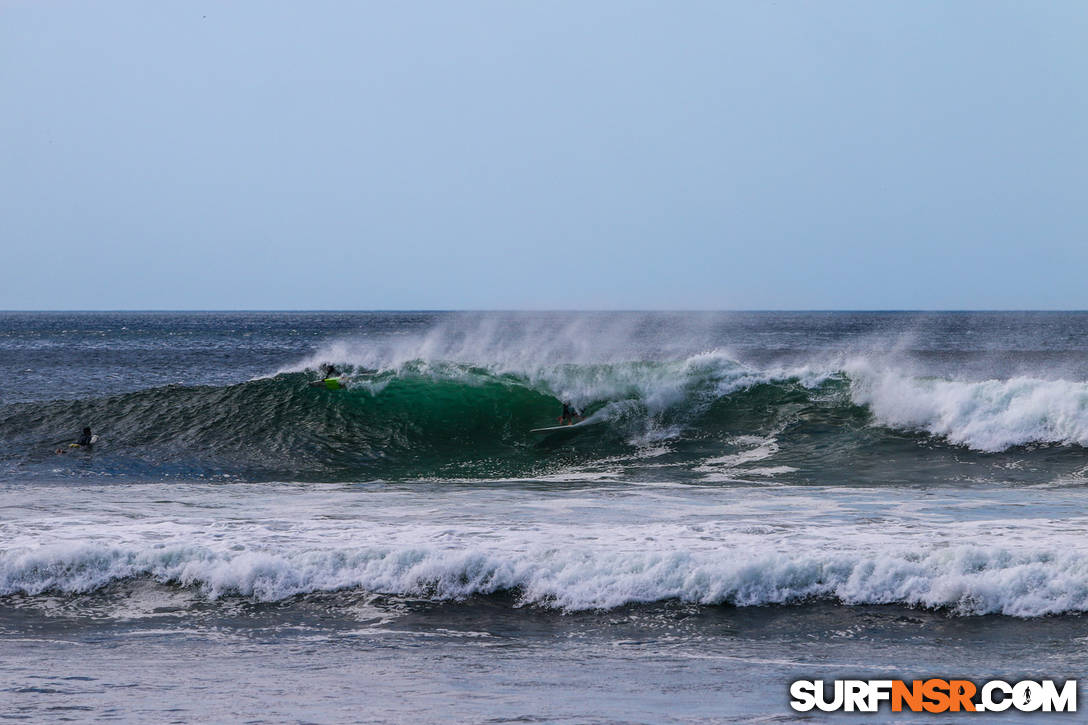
[309,377,346,390]
[530,419,597,433]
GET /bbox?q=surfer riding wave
[559,402,584,426]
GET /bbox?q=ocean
[3,311,1088,723]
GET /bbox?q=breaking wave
[4,343,1088,481]
[3,540,1087,617]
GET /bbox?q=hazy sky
[1,1,1085,310]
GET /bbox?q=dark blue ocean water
[3,311,1088,722]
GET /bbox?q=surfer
[558,402,583,426]
[310,363,349,390]
[57,426,94,454]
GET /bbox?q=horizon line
[3,308,1088,314]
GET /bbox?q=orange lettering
[922,679,951,713]
[892,680,924,712]
[948,680,977,712]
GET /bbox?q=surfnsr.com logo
[790,679,1077,713]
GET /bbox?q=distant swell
[2,542,1086,617]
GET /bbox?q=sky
[1,0,1085,310]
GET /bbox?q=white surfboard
[530,419,599,433]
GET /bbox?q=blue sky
[1,0,1085,309]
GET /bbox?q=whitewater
[4,311,1088,722]
[5,482,1088,617]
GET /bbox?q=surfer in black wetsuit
[558,402,582,425]
[320,363,340,378]
[57,426,94,454]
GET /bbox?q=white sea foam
[6,480,1088,618]
[847,361,1088,452]
[5,539,1088,617]
[6,476,1088,618]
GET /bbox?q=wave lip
[4,542,1088,618]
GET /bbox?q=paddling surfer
[56,426,95,454]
